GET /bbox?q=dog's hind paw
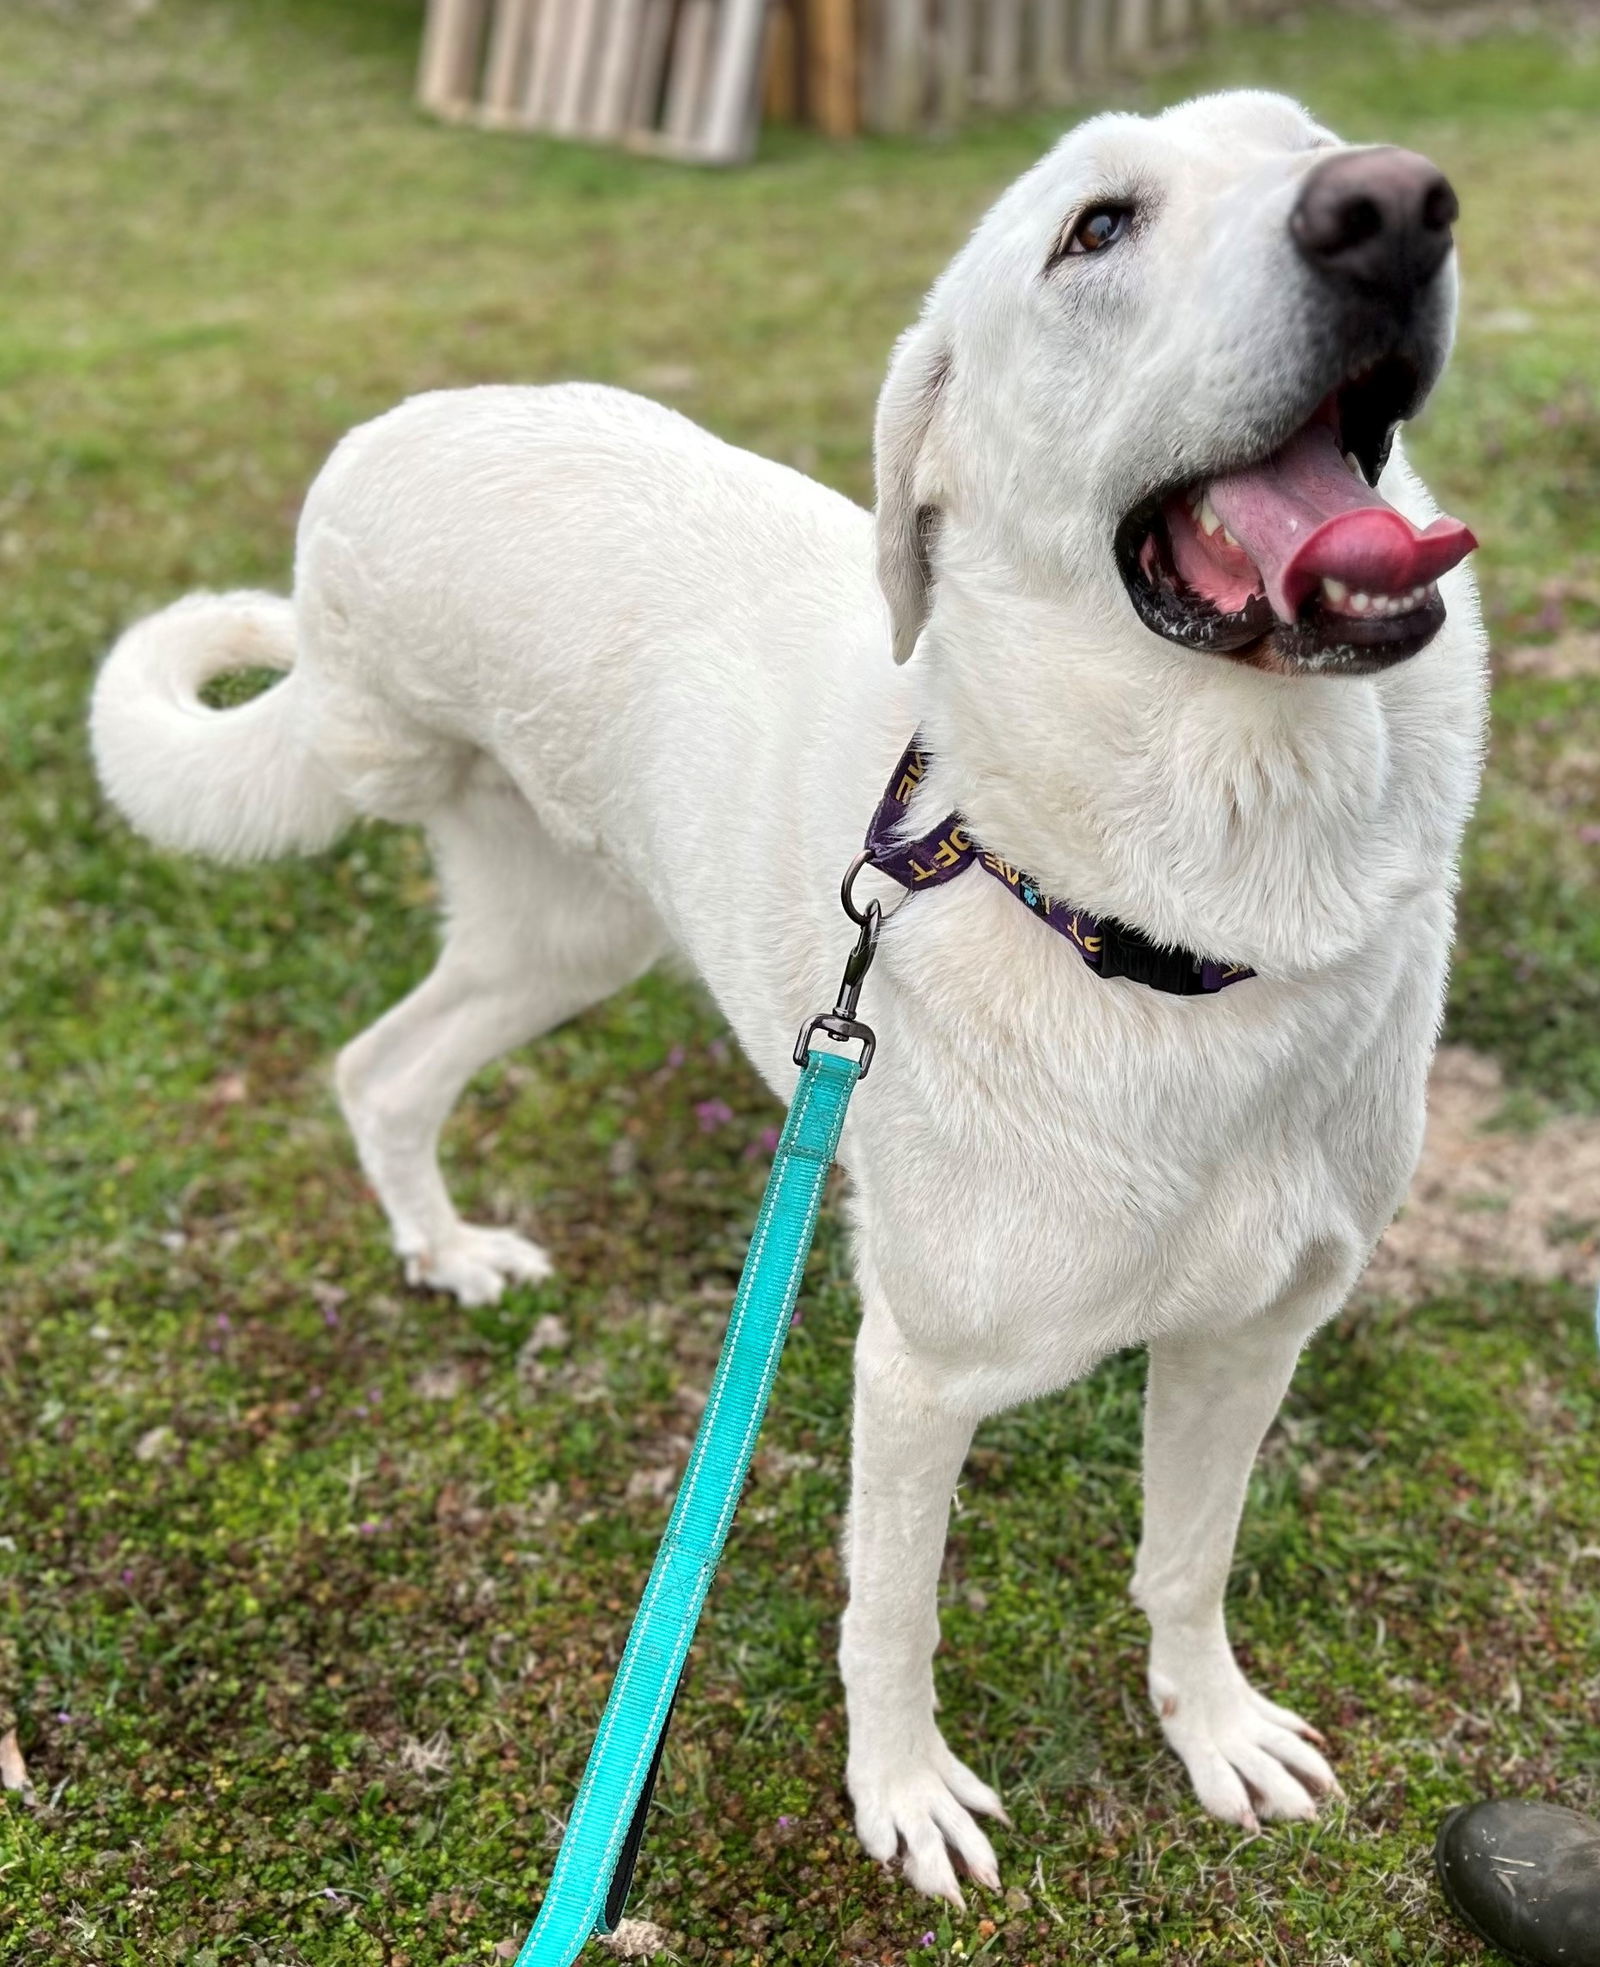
[1151,1651,1338,1833]
[403,1226,554,1306]
[848,1738,1008,1906]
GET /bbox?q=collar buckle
[1095,916,1206,996]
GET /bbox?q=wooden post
[764,0,801,121]
[418,0,490,115]
[1074,0,1110,81]
[934,0,972,125]
[982,0,1024,109]
[629,0,679,130]
[701,0,772,158]
[875,0,926,133]
[592,0,645,137]
[482,0,537,121]
[1115,0,1153,64]
[807,0,858,137]
[1034,0,1076,105]
[523,0,569,126]
[552,0,604,134]
[664,0,717,144]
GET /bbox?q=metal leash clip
[793,849,880,1078]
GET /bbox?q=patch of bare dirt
[1360,1046,1600,1302]
[1497,629,1600,681]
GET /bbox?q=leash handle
[514,1042,864,1967]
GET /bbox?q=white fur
[90,92,1486,1904]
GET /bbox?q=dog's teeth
[1344,451,1363,479]
[1199,495,1222,536]
[1221,525,1240,548]
[1350,592,1370,613]
[1322,577,1348,606]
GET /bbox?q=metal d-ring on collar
[792,849,881,1077]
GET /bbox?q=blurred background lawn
[1,2,1597,1963]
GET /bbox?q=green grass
[1,2,1598,1962]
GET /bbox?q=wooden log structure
[419,0,1245,156]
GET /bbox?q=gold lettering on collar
[894,754,928,804]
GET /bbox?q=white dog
[92,91,1485,1904]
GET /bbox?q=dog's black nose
[1291,147,1458,300]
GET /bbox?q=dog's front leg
[1131,1300,1339,1830]
[840,1299,1005,1905]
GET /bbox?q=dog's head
[877,90,1473,680]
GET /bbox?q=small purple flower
[215,1313,230,1331]
[57,1711,72,1725]
[777,1814,794,1828]
[920,1934,936,1949]
[1578,824,1600,846]
[695,1098,735,1133]
[121,1568,135,1585]
[358,1519,380,1536]
[323,1302,340,1328]
[665,1045,686,1070]
[707,1038,730,1063]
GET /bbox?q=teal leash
[515,861,881,1967]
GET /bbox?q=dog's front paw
[847,1733,1008,1906]
[403,1226,554,1306]
[1151,1647,1338,1832]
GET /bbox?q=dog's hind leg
[335,772,663,1306]
[1130,1261,1349,1830]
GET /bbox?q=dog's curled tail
[90,591,353,863]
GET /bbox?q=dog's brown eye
[1066,205,1132,255]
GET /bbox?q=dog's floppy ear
[874,322,952,665]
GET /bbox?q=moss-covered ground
[1,2,1597,1961]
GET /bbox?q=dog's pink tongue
[1209,422,1475,619]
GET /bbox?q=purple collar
[864,737,1254,996]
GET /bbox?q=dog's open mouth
[1116,363,1477,674]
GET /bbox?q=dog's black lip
[1118,506,1447,673]
[1114,354,1437,672]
